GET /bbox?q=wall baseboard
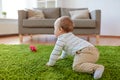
[0,34,18,37]
[100,35,120,38]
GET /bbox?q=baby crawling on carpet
[46,16,104,79]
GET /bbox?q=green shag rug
[0,44,120,80]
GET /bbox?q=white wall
[25,0,37,9]
[0,0,37,35]
[0,19,18,35]
[1,0,37,19]
[2,0,26,19]
[58,0,120,36]
[0,0,2,17]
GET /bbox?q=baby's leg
[72,47,104,79]
[73,62,104,79]
[73,62,104,74]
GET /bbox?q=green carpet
[0,44,120,80]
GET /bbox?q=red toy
[30,45,37,52]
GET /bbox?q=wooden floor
[0,34,120,46]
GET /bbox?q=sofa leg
[30,34,33,40]
[87,36,90,42]
[19,34,23,43]
[96,35,100,45]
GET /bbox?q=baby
[46,16,104,79]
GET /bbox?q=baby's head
[54,16,74,37]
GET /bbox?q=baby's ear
[60,27,65,33]
[59,27,63,31]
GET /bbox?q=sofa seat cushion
[23,19,56,28]
[73,19,96,28]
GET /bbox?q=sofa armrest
[90,10,101,34]
[18,10,27,19]
[18,10,27,34]
[90,10,101,21]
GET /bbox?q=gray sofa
[18,8,101,44]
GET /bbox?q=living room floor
[0,34,120,46]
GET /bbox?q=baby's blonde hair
[55,16,74,32]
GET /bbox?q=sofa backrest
[61,8,88,17]
[34,8,60,19]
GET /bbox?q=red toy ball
[30,45,37,52]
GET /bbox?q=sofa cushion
[61,8,88,16]
[23,19,56,28]
[69,10,90,19]
[27,9,45,19]
[34,8,60,19]
[73,19,96,28]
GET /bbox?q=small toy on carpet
[30,45,37,52]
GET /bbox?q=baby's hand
[58,56,64,60]
[46,62,50,66]
[46,62,54,67]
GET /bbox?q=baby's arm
[46,49,61,66]
[58,50,67,59]
[46,38,65,66]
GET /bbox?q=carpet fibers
[0,44,120,80]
